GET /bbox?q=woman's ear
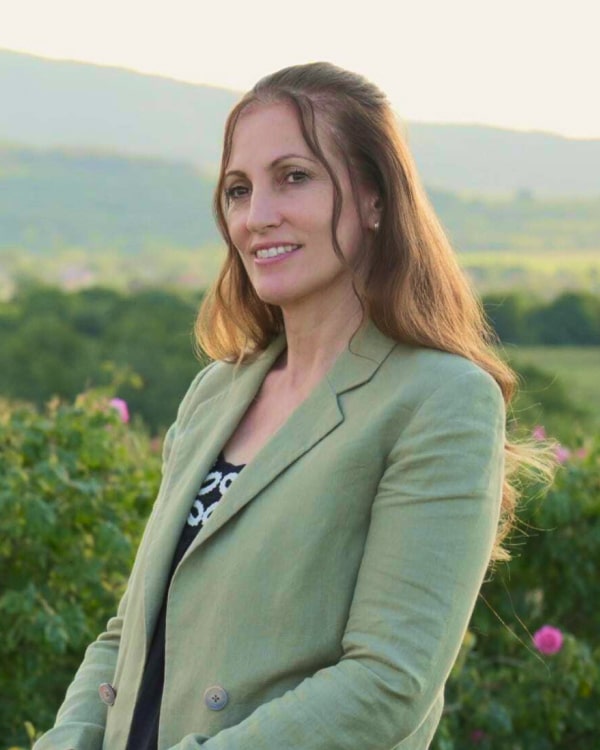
[365,193,382,231]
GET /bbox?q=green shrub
[434,436,600,749]
[0,392,161,748]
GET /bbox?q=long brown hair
[196,62,555,561]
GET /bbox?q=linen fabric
[125,453,245,750]
[33,320,505,750]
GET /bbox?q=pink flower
[470,729,487,743]
[575,447,588,460]
[532,425,547,440]
[555,445,571,464]
[109,397,130,424]
[533,625,563,655]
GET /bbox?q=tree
[528,292,600,345]
[483,292,536,344]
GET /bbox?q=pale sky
[1,0,598,139]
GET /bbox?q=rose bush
[434,433,600,749]
[0,392,161,749]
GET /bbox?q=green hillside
[406,122,600,197]
[0,145,218,252]
[2,144,599,258]
[431,190,600,252]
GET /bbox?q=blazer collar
[326,318,398,395]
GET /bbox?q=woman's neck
[276,290,364,393]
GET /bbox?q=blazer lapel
[143,336,286,641]
[184,367,343,554]
[182,319,398,556]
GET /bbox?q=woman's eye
[285,170,309,184]
[224,185,249,201]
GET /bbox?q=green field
[1,245,599,299]
[506,345,600,431]
[460,249,600,297]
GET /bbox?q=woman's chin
[252,284,304,309]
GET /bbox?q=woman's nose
[245,188,282,232]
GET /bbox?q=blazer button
[98,682,116,706]
[204,685,229,711]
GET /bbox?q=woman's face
[222,101,377,314]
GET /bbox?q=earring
[373,221,380,231]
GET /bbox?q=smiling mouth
[255,244,301,259]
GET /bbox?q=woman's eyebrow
[270,153,318,167]
[225,153,318,179]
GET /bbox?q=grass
[505,345,600,429]
[461,248,600,272]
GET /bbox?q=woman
[34,62,545,750]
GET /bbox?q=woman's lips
[253,244,302,264]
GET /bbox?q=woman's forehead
[229,103,309,158]
[226,100,337,173]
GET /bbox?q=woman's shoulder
[382,341,503,413]
[180,358,235,405]
[176,341,281,422]
[389,341,493,378]
[354,319,499,396]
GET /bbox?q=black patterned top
[125,452,245,750]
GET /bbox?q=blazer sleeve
[32,366,211,750]
[167,367,506,750]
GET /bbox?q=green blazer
[34,321,505,750]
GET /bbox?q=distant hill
[1,49,599,197]
[1,144,599,255]
[404,123,600,197]
[0,144,218,252]
[0,48,238,174]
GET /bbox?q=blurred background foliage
[0,285,208,433]
[1,284,598,437]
